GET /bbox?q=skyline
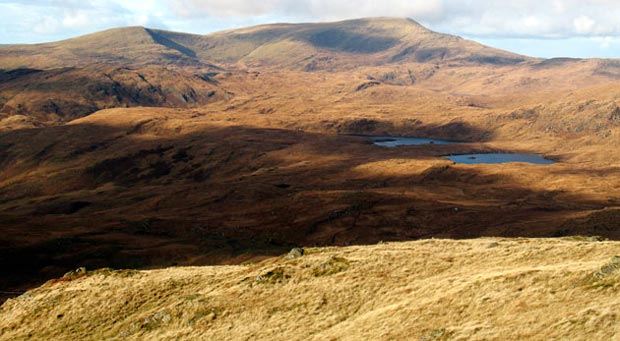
[1,0,620,59]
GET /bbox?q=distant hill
[0,18,534,70]
[3,17,620,126]
[164,17,535,70]
[0,27,206,69]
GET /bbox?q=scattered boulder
[285,248,304,259]
[62,267,87,280]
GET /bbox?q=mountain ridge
[0,17,536,70]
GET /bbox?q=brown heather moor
[1,18,620,339]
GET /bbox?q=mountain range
[2,18,619,128]
[1,18,532,69]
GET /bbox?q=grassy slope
[2,238,620,340]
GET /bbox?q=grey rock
[285,247,304,259]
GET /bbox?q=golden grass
[2,238,620,340]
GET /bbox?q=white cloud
[161,0,620,39]
[430,0,620,38]
[168,0,281,17]
[32,16,61,35]
[62,10,91,29]
[0,0,168,43]
[574,15,596,34]
[166,0,444,21]
[3,0,620,58]
[592,36,620,49]
[552,0,567,13]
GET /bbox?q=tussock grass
[3,238,620,340]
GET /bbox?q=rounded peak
[102,26,147,32]
[77,26,149,37]
[49,26,150,44]
[353,17,421,23]
[325,17,431,36]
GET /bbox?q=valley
[1,17,620,317]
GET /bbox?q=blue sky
[1,0,620,58]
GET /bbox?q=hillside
[3,18,620,128]
[2,95,620,304]
[0,27,206,69]
[168,17,535,69]
[2,16,620,320]
[2,18,620,128]
[2,238,620,340]
[0,18,533,70]
[0,66,228,125]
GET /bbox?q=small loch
[362,135,456,147]
[355,135,555,165]
[446,153,554,165]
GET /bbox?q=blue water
[362,135,456,147]
[446,153,554,165]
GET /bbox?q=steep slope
[2,238,620,340]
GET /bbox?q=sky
[1,0,620,59]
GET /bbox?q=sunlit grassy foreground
[2,237,620,340]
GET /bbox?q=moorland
[1,17,620,339]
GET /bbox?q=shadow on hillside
[0,120,615,303]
